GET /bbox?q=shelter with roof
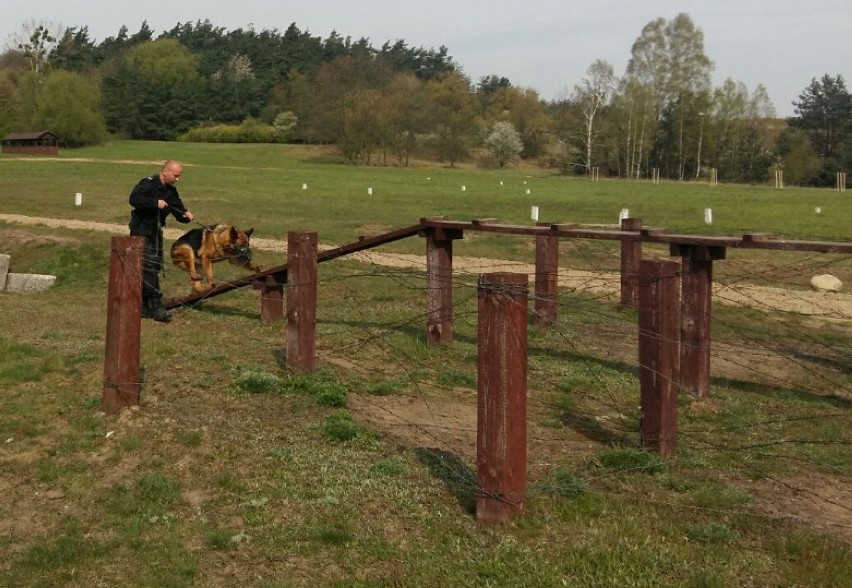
[1,131,59,156]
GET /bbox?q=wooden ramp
[165,223,425,310]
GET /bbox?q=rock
[810,274,843,292]
[4,273,57,293]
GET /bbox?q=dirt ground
[2,213,850,544]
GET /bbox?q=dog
[170,224,263,293]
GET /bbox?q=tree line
[1,14,848,186]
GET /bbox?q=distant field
[1,141,849,249]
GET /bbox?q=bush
[177,117,278,143]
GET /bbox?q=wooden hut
[1,131,59,156]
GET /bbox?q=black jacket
[129,175,191,237]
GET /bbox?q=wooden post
[103,236,144,414]
[638,260,680,457]
[620,217,643,309]
[424,224,461,345]
[286,231,317,372]
[477,273,528,525]
[259,273,285,326]
[671,244,726,398]
[534,222,559,329]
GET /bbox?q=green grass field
[2,140,850,244]
[0,143,850,587]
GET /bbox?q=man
[129,160,195,322]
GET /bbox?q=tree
[776,127,822,186]
[33,70,107,146]
[12,22,61,75]
[272,111,297,142]
[573,59,615,174]
[609,77,654,178]
[790,74,851,163]
[479,84,549,159]
[426,71,478,166]
[338,88,383,163]
[381,72,430,165]
[49,27,97,72]
[209,53,265,123]
[484,121,523,167]
[101,39,204,139]
[0,70,22,137]
[626,13,713,178]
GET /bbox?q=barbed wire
[98,229,852,536]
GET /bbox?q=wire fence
[99,220,852,533]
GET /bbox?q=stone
[4,273,57,293]
[0,254,9,290]
[810,274,843,292]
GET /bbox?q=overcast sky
[3,1,850,117]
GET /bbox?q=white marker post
[368,187,373,195]
[704,208,713,225]
[75,193,82,206]
[302,183,308,190]
[619,208,629,223]
[531,206,539,221]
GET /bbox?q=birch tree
[573,59,615,174]
[625,13,713,179]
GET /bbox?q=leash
[166,203,210,231]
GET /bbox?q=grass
[0,142,850,587]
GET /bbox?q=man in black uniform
[129,160,195,322]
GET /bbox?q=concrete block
[0,254,9,290]
[4,273,57,293]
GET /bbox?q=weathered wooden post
[103,236,144,414]
[670,244,726,398]
[477,272,528,525]
[286,231,317,372]
[638,260,680,457]
[259,273,285,326]
[422,220,462,345]
[534,222,559,329]
[620,217,643,309]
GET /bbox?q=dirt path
[2,213,850,319]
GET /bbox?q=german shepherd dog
[170,224,263,293]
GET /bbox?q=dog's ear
[229,226,238,242]
[245,228,254,238]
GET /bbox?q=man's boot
[142,297,172,322]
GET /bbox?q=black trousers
[139,231,164,307]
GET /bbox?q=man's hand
[157,199,168,209]
[184,211,194,222]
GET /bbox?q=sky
[3,1,850,117]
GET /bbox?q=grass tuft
[322,410,361,441]
[594,447,666,474]
[285,370,347,406]
[233,366,284,393]
[685,522,733,544]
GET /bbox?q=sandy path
[2,213,850,319]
